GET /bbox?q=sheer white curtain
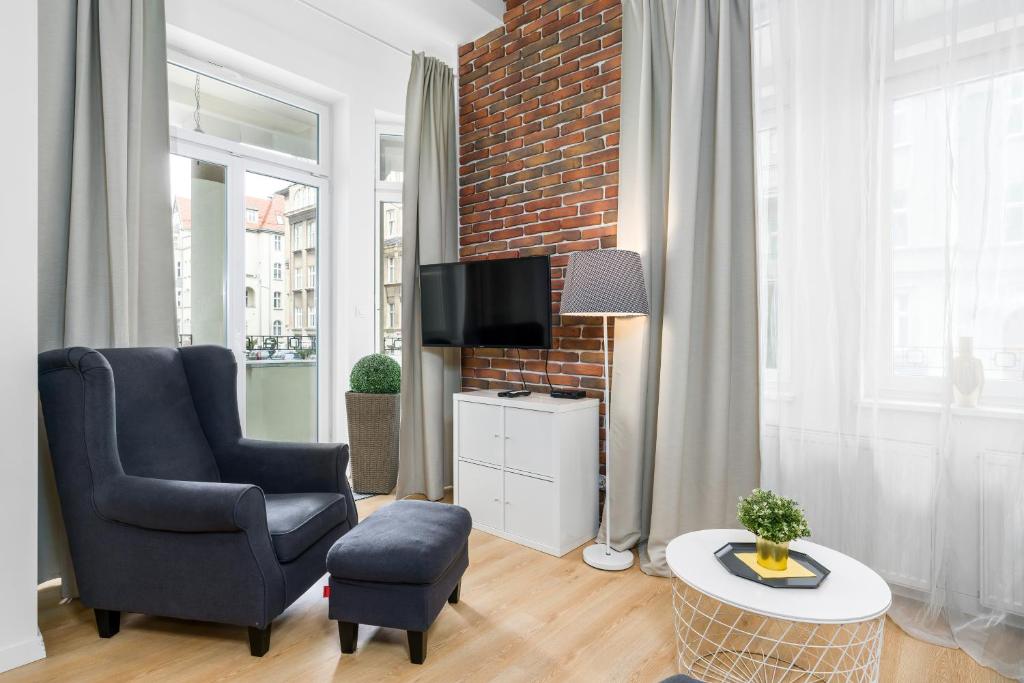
[753,0,1024,678]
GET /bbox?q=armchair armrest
[94,475,266,533]
[216,438,351,496]
[216,438,358,527]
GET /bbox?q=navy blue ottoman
[327,500,472,664]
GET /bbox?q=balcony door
[170,145,327,442]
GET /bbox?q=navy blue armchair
[38,345,358,656]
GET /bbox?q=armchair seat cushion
[265,492,348,562]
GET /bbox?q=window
[170,61,327,444]
[379,134,404,182]
[294,305,303,328]
[292,222,303,250]
[308,265,316,288]
[294,268,304,289]
[308,305,316,328]
[376,128,404,359]
[167,63,319,163]
[307,220,316,246]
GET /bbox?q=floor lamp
[560,249,649,571]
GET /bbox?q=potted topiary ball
[345,354,401,494]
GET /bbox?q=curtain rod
[293,0,412,57]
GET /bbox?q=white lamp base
[583,543,634,571]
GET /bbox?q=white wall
[0,0,45,674]
[165,0,411,442]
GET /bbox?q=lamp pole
[582,313,634,571]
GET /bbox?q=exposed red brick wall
[457,0,622,452]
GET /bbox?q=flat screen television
[420,255,552,349]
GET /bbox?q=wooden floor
[4,494,1009,682]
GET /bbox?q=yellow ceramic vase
[755,537,790,571]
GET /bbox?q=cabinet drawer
[503,407,554,477]
[457,402,502,466]
[504,472,555,549]
[458,461,503,531]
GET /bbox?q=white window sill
[858,399,1024,421]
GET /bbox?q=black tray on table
[714,542,830,589]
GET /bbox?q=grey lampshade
[560,249,650,317]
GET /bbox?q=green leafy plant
[349,353,401,394]
[737,489,811,544]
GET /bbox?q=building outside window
[273,262,282,280]
[308,305,316,328]
[307,220,316,246]
[246,208,258,223]
[294,268,303,289]
[377,127,403,360]
[274,234,282,251]
[308,265,315,288]
[294,305,303,328]
[292,221,303,250]
[272,320,282,335]
[273,291,282,309]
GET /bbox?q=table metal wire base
[673,578,886,683]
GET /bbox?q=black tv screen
[420,255,552,349]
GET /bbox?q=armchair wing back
[97,346,221,481]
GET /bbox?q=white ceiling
[298,0,505,64]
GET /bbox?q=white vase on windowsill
[952,336,985,408]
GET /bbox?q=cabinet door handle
[504,435,511,440]
[493,433,500,438]
[492,497,499,503]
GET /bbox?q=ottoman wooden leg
[448,581,461,604]
[338,621,358,654]
[408,630,427,664]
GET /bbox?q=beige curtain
[37,0,176,597]
[610,0,760,576]
[396,53,460,501]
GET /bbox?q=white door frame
[170,137,332,439]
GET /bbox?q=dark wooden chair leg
[408,630,427,664]
[94,609,120,638]
[248,623,272,657]
[448,581,461,604]
[338,621,358,654]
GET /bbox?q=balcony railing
[245,334,317,362]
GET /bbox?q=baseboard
[0,632,46,674]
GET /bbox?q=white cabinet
[454,390,599,557]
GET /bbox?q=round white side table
[666,529,891,683]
